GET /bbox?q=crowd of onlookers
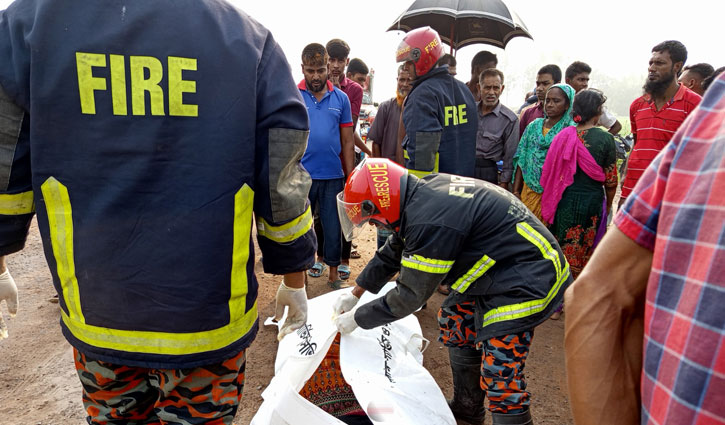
[2,2,721,423]
[297,36,718,297]
[296,33,724,425]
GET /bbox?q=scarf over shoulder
[540,126,605,224]
[513,83,576,193]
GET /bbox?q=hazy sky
[1,0,722,109]
[238,0,723,107]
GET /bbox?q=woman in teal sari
[512,83,575,222]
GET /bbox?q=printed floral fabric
[299,334,367,418]
[549,127,617,277]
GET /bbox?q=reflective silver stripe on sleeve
[414,131,441,171]
[0,85,25,191]
[268,128,312,222]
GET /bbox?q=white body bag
[251,283,455,425]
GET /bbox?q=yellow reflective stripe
[451,255,496,293]
[0,191,35,215]
[404,151,440,178]
[481,266,569,328]
[230,184,255,324]
[41,178,85,323]
[50,181,259,355]
[60,302,258,354]
[516,222,562,278]
[256,206,312,243]
[401,254,454,274]
[481,222,570,328]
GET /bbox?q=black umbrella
[388,0,533,52]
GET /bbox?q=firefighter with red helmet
[334,158,572,425]
[395,27,478,178]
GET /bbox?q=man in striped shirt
[621,40,701,205]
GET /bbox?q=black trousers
[474,157,498,184]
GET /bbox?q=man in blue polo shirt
[299,43,354,288]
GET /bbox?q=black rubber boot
[447,346,486,425]
[491,408,533,425]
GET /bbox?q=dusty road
[0,220,573,424]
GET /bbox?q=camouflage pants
[74,348,246,425]
[438,298,532,413]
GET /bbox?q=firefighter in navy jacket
[335,158,572,425]
[396,27,478,178]
[0,0,315,421]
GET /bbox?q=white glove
[274,281,308,342]
[0,269,19,339]
[334,310,359,334]
[333,291,359,315]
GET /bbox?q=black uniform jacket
[354,174,572,341]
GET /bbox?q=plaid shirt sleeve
[614,71,725,425]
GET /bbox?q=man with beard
[299,43,355,288]
[621,40,701,205]
[368,65,412,248]
[370,65,412,163]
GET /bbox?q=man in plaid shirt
[564,71,725,425]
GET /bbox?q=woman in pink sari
[542,89,618,279]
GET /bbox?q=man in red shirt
[621,40,701,205]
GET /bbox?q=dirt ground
[0,220,573,425]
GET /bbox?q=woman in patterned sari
[512,84,576,221]
[541,89,618,278]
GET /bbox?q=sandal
[338,264,351,281]
[307,262,326,278]
[327,279,344,290]
[350,249,361,259]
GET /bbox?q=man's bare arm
[354,131,372,156]
[340,126,355,176]
[608,120,623,135]
[565,227,652,425]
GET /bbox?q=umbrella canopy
[388,0,533,51]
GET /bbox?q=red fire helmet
[395,26,444,78]
[336,158,408,241]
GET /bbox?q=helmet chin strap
[386,173,409,233]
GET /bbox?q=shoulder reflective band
[268,128,312,223]
[42,177,258,355]
[0,191,35,215]
[414,131,441,171]
[481,222,570,328]
[404,150,439,178]
[451,255,496,293]
[401,254,454,274]
[257,205,312,244]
